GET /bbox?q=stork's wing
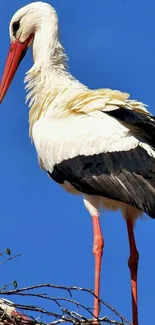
[104,107,155,149]
[50,145,155,218]
[32,108,155,218]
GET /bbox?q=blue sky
[0,0,155,323]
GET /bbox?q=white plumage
[0,299,16,316]
[32,113,138,171]
[0,3,155,324]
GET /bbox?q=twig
[0,284,73,297]
[3,292,95,319]
[0,254,23,265]
[0,285,131,325]
[0,284,132,325]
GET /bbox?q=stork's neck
[32,16,68,73]
[25,19,86,136]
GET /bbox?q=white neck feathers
[32,9,67,71]
[24,14,86,136]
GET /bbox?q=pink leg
[126,219,139,325]
[92,215,104,319]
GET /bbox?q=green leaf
[12,281,18,289]
[5,248,11,255]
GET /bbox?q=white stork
[0,2,154,324]
[0,298,29,320]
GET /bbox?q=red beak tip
[0,93,3,104]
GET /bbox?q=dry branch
[0,284,132,325]
[0,250,132,325]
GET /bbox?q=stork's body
[0,3,155,325]
[0,298,30,320]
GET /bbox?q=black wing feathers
[49,146,155,218]
[105,108,155,148]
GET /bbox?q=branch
[0,284,132,325]
[0,253,23,266]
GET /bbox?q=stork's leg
[126,219,139,325]
[83,195,103,320]
[92,214,104,319]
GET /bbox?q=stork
[0,298,29,320]
[0,2,155,325]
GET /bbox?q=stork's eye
[12,21,20,37]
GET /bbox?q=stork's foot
[92,215,104,320]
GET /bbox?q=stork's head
[0,2,58,103]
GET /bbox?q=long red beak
[0,35,33,103]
